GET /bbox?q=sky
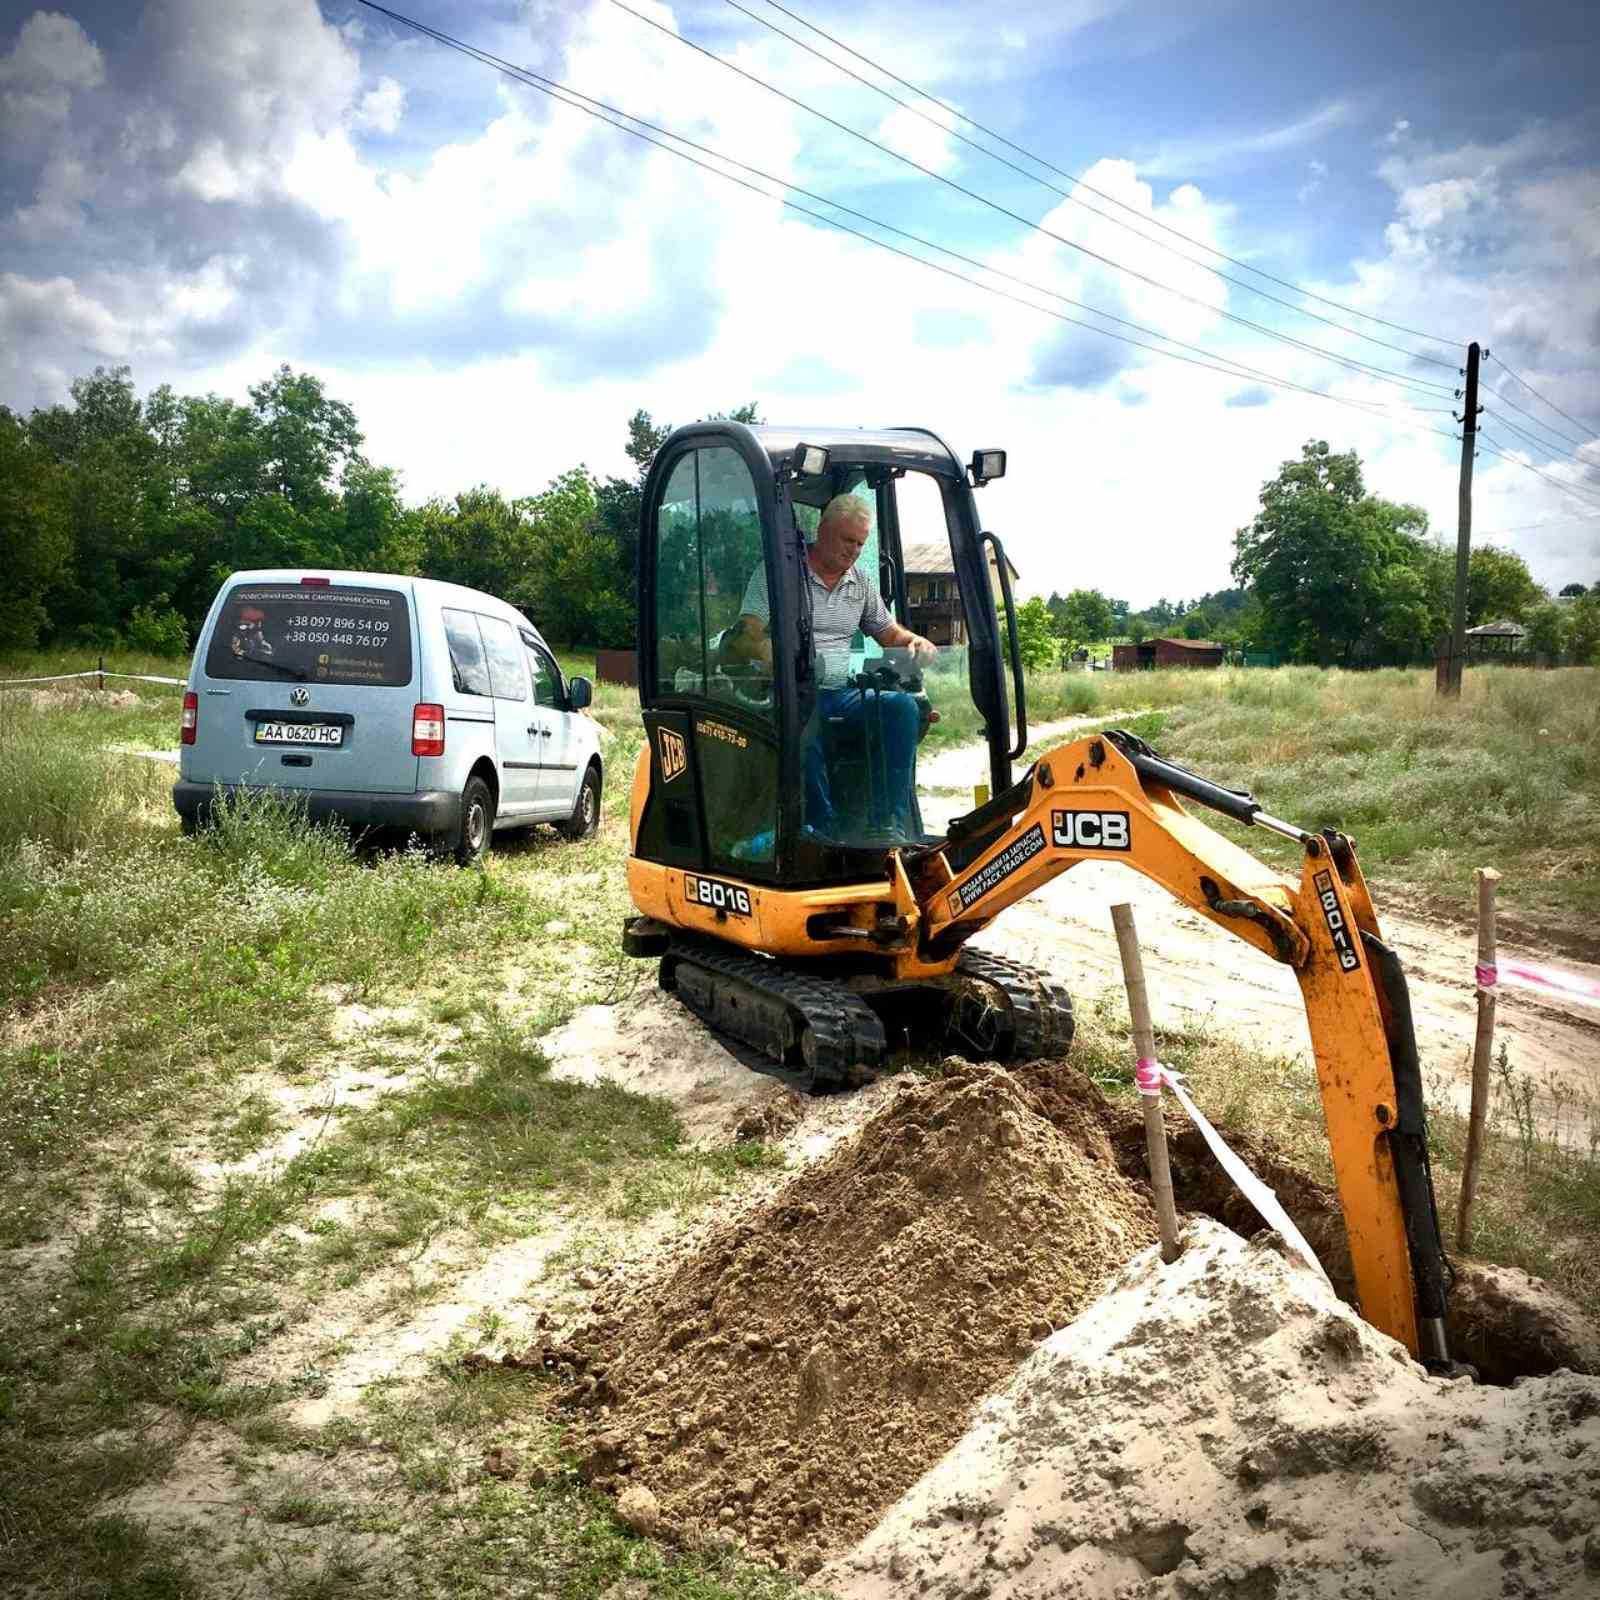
[2,0,1598,604]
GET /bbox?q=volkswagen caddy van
[174,570,603,863]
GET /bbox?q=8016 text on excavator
[621,420,1452,1367]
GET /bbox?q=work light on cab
[794,442,830,477]
[412,702,445,757]
[969,448,1006,485]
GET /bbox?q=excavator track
[658,934,887,1091]
[954,948,1076,1061]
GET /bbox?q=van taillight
[181,691,198,745]
[300,576,332,587]
[412,703,445,757]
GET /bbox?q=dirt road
[920,730,1600,1138]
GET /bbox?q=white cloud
[0,10,104,135]
[354,76,406,135]
[1386,117,1410,145]
[874,102,960,174]
[1141,100,1352,178]
[1297,158,1329,204]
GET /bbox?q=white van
[174,569,603,862]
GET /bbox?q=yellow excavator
[621,422,1452,1367]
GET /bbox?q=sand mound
[829,1218,1600,1600]
[557,1062,1156,1570]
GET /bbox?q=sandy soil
[917,741,1600,1139]
[827,1218,1600,1600]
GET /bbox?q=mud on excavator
[620,422,1453,1367]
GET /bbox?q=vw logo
[290,686,310,707]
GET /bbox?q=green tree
[1522,603,1569,662]
[1558,582,1588,598]
[0,409,72,649]
[1231,440,1433,664]
[1011,595,1060,672]
[1053,588,1115,650]
[1466,545,1542,624]
[416,488,538,598]
[1566,594,1600,666]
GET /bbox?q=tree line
[0,363,747,656]
[4,370,1594,668]
[1039,440,1598,667]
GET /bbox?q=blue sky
[2,0,1596,601]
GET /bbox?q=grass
[2,648,1597,1596]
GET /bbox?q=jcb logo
[657,727,686,783]
[685,874,752,917]
[1313,870,1361,972]
[1051,809,1131,851]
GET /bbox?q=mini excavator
[621,422,1452,1365]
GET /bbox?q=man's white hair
[820,493,872,531]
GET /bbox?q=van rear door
[192,579,419,793]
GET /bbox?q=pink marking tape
[1134,1056,1166,1097]
[1489,958,1600,1011]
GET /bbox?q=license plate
[254,721,343,747]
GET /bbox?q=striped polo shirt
[740,558,892,688]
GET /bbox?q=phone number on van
[283,631,392,648]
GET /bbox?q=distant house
[1465,620,1526,657]
[1112,637,1226,670]
[901,541,1020,647]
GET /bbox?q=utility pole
[1441,341,1482,697]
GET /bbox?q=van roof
[218,569,548,643]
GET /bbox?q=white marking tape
[0,670,185,688]
[1148,1063,1330,1284]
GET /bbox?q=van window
[204,583,413,686]
[477,615,528,701]
[443,608,492,696]
[527,642,564,709]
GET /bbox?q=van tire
[560,765,601,842]
[452,775,494,866]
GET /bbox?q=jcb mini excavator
[621,421,1452,1366]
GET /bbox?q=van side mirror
[568,676,593,710]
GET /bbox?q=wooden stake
[1455,867,1499,1253]
[1111,902,1181,1263]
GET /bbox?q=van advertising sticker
[947,823,1047,916]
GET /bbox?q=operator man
[730,493,936,839]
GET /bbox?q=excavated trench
[531,1057,1597,1576]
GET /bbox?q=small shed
[1465,620,1526,657]
[1112,637,1226,671]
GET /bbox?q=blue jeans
[805,686,921,838]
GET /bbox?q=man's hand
[903,632,937,663]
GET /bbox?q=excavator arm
[907,730,1451,1364]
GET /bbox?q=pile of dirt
[556,1062,1157,1570]
[828,1218,1600,1600]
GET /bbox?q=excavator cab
[632,423,1021,893]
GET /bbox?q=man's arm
[725,612,773,667]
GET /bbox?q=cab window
[527,641,564,709]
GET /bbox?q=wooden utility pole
[1455,867,1500,1252]
[1111,903,1182,1264]
[1441,341,1482,697]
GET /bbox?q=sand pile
[829,1218,1600,1600]
[558,1062,1156,1569]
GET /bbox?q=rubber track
[955,948,1076,1061]
[660,934,887,1091]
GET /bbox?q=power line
[610,0,1458,404]
[1471,511,1600,538]
[1481,378,1591,455]
[1482,408,1592,467]
[1488,352,1599,444]
[1477,434,1600,513]
[352,0,1463,439]
[738,0,1465,355]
